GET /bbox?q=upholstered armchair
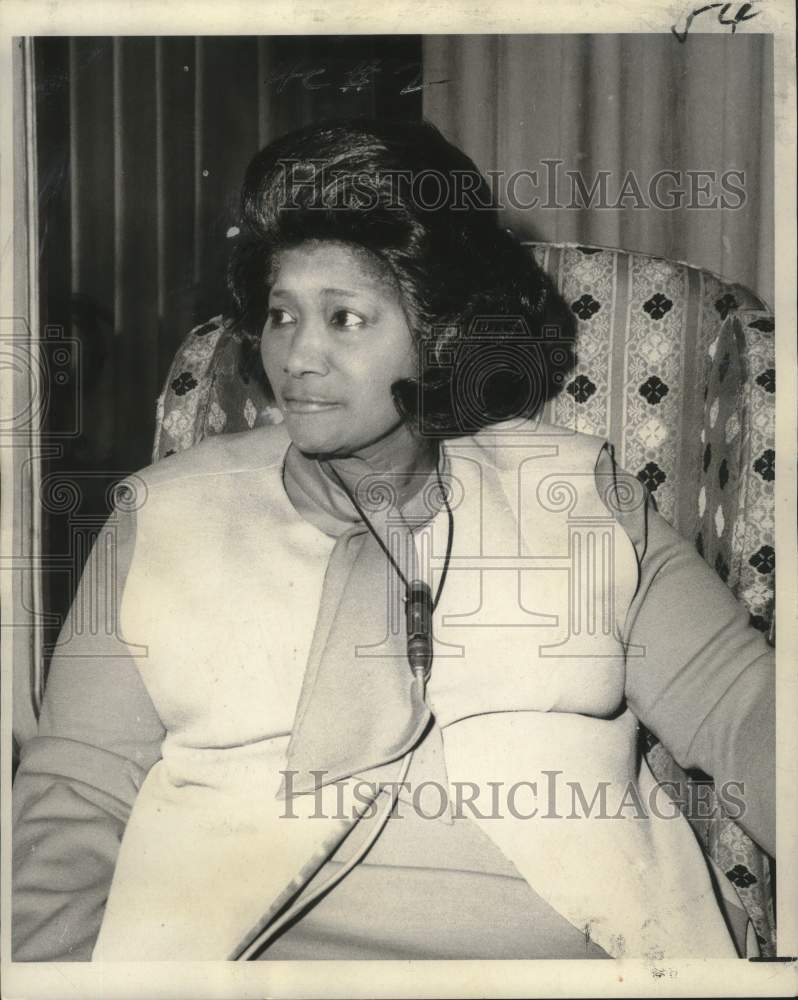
[153,241,777,954]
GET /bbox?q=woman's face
[260,241,417,457]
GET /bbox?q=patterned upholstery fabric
[152,241,776,953]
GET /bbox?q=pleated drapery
[7,39,44,751]
[423,35,774,306]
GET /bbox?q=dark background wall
[35,35,423,657]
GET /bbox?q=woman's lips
[282,397,342,414]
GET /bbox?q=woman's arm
[600,445,776,856]
[12,503,165,961]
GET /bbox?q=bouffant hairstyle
[228,118,575,436]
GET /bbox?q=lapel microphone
[405,579,434,681]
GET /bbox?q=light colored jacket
[13,420,774,960]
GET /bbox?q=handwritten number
[736,2,760,20]
[671,0,761,42]
[719,1,761,27]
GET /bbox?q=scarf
[279,421,451,800]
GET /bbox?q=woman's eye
[330,309,365,329]
[267,307,295,327]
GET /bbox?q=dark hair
[228,118,575,436]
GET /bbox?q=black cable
[233,456,456,960]
[231,750,415,960]
[324,461,412,590]
[432,479,454,612]
[324,457,454,610]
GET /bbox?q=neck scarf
[280,421,449,797]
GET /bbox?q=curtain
[5,39,44,752]
[422,34,774,307]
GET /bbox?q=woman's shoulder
[117,424,292,501]
[459,417,609,471]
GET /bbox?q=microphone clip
[405,579,433,681]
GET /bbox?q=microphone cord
[234,454,454,960]
[232,748,414,960]
[324,456,455,612]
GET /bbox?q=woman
[12,119,774,962]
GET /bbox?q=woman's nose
[283,318,329,377]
